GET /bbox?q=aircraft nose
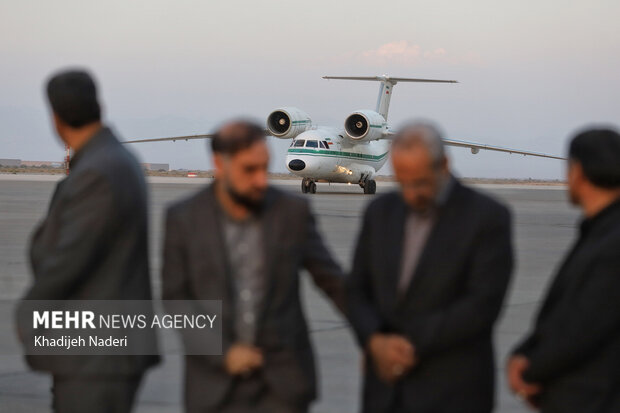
[288,159,306,171]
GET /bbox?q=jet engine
[267,107,312,139]
[344,110,387,142]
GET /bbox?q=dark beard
[226,184,265,213]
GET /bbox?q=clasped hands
[368,333,417,383]
[225,343,264,377]
[225,335,416,383]
[507,355,543,410]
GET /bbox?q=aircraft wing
[122,133,215,144]
[124,131,564,160]
[441,138,566,160]
[123,129,275,144]
[384,131,565,160]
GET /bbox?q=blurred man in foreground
[161,120,344,413]
[18,70,159,412]
[508,128,620,412]
[346,121,513,413]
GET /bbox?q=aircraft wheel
[363,179,376,195]
[309,181,317,194]
[301,179,308,193]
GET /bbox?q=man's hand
[368,333,417,383]
[224,343,264,376]
[507,355,542,409]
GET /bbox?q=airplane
[124,75,565,194]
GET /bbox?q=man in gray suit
[18,70,159,412]
[346,122,513,413]
[162,120,344,413]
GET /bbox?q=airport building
[20,161,63,168]
[141,163,170,171]
[0,158,21,167]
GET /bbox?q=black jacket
[19,126,160,376]
[513,198,620,413]
[161,184,344,412]
[346,179,513,413]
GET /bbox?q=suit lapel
[256,187,280,327]
[384,195,407,309]
[195,185,234,300]
[193,185,239,344]
[49,178,68,213]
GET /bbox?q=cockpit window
[320,141,329,149]
[293,140,305,147]
[306,140,318,148]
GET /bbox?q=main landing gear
[360,178,376,195]
[301,178,317,194]
[301,178,376,194]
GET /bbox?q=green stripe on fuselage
[287,148,388,161]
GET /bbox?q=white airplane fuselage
[285,127,391,184]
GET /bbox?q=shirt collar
[579,196,620,236]
[68,126,110,170]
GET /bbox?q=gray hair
[392,121,446,165]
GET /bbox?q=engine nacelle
[267,107,312,139]
[344,110,387,142]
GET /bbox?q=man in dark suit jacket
[346,122,513,413]
[161,120,344,413]
[18,70,159,412]
[508,128,620,413]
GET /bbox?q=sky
[1,0,619,179]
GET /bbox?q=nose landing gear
[301,178,317,194]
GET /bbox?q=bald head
[392,121,446,165]
[391,121,450,211]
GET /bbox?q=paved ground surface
[0,174,578,412]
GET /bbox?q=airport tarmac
[0,174,578,412]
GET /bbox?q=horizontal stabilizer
[323,75,457,84]
[324,75,457,119]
